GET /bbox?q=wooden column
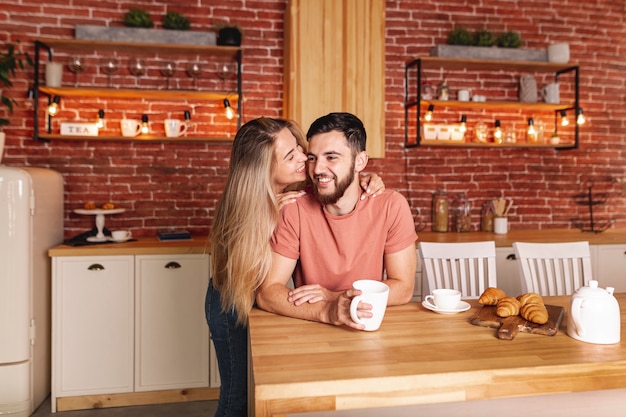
[284,0,386,158]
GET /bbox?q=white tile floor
[31,396,218,417]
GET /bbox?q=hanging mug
[541,82,560,104]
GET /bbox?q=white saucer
[108,237,132,243]
[422,300,471,315]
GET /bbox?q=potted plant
[122,8,154,28]
[163,11,191,31]
[1,43,32,127]
[215,21,243,46]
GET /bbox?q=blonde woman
[205,117,384,417]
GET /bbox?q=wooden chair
[513,241,592,296]
[418,241,497,299]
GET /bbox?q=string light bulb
[141,114,149,134]
[424,104,434,122]
[25,87,35,110]
[459,115,467,133]
[96,109,105,129]
[47,96,60,117]
[576,108,586,125]
[527,117,537,143]
[494,119,503,144]
[223,98,234,120]
[559,110,569,126]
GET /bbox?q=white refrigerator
[0,167,64,416]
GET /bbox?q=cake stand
[74,208,126,242]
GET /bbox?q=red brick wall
[1,0,625,238]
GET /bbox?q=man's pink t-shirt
[270,189,417,291]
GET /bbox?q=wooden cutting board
[470,304,565,340]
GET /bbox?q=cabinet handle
[87,263,105,271]
[165,261,182,269]
[506,254,517,260]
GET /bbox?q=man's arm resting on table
[255,251,362,328]
[384,242,417,306]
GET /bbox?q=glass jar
[432,189,449,232]
[421,82,434,100]
[437,80,449,101]
[481,202,494,232]
[474,122,488,143]
[452,192,471,232]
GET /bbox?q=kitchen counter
[48,236,211,257]
[249,294,626,417]
[417,228,626,246]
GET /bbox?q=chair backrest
[513,241,592,296]
[418,241,497,299]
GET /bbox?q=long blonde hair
[211,117,306,325]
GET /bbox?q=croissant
[478,287,507,305]
[520,302,549,324]
[517,292,544,307]
[496,296,521,318]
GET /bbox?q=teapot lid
[575,280,615,297]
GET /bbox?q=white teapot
[567,280,621,344]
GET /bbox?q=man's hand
[290,287,374,330]
[325,288,374,330]
[287,284,339,305]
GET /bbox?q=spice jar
[452,192,471,232]
[432,189,449,232]
[481,202,494,232]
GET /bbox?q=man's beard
[312,164,355,205]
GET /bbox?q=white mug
[494,217,508,235]
[424,288,461,310]
[120,119,142,137]
[541,82,560,104]
[45,62,63,87]
[349,280,389,331]
[111,230,132,241]
[457,89,471,102]
[164,119,189,138]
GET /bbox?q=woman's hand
[276,190,306,210]
[360,173,385,200]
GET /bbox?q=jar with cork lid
[432,189,449,232]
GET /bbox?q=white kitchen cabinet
[495,247,522,296]
[51,252,213,412]
[52,256,134,403]
[592,244,626,292]
[135,254,210,391]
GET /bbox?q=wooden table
[248,294,626,417]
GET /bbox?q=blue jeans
[205,279,248,417]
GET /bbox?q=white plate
[422,300,471,315]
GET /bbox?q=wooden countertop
[48,236,211,257]
[248,294,626,417]
[417,228,626,246]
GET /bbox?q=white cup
[111,230,132,241]
[457,89,471,102]
[120,119,142,137]
[45,62,63,87]
[494,217,508,235]
[164,119,189,138]
[541,82,560,104]
[547,43,570,63]
[349,280,389,331]
[424,288,461,310]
